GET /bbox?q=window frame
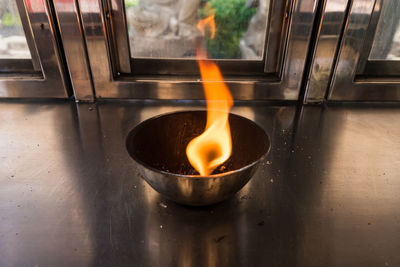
[327,0,400,101]
[0,0,41,74]
[106,0,291,78]
[0,0,70,98]
[79,0,318,100]
[355,0,400,78]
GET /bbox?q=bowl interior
[126,111,270,175]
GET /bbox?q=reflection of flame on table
[186,14,234,176]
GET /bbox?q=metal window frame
[330,0,400,101]
[0,0,70,98]
[355,0,400,77]
[0,59,37,73]
[79,0,318,101]
[303,0,350,103]
[52,0,95,101]
[306,0,400,102]
[0,0,41,73]
[108,0,290,77]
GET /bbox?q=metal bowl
[126,110,270,206]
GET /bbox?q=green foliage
[200,0,256,59]
[2,12,21,27]
[125,0,139,9]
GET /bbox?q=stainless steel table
[1,101,399,267]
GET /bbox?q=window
[81,0,314,100]
[125,0,270,60]
[0,0,69,98]
[355,0,400,77]
[0,0,31,59]
[369,0,400,60]
[108,0,282,76]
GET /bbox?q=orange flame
[196,14,215,39]
[186,15,233,176]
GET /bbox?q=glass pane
[125,0,270,60]
[369,0,400,60]
[0,0,32,59]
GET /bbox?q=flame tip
[197,14,216,39]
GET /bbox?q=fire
[196,14,215,39]
[186,14,233,176]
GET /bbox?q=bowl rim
[126,110,271,179]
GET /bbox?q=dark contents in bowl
[127,111,269,176]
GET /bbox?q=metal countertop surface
[0,101,399,267]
